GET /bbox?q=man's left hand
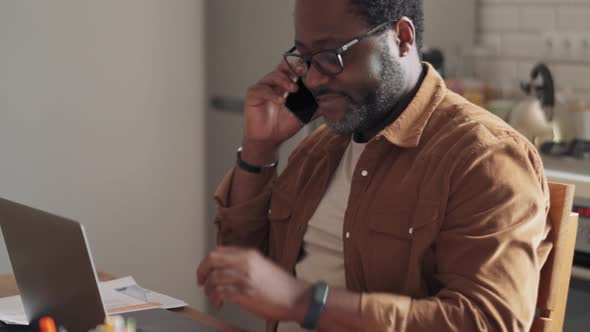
[197,246,311,322]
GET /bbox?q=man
[197,0,552,331]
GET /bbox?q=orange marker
[39,316,57,332]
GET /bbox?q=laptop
[0,197,219,332]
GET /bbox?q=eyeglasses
[283,20,395,78]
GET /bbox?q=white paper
[102,276,187,310]
[0,276,187,325]
[0,295,27,325]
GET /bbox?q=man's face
[294,0,406,135]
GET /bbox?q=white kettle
[508,96,558,146]
[508,63,558,147]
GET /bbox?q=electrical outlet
[565,33,590,60]
[560,35,575,59]
[543,32,590,60]
[542,32,571,59]
[569,35,582,59]
[543,32,557,59]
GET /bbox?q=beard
[325,45,405,136]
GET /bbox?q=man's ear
[394,16,416,57]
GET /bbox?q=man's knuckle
[247,248,259,258]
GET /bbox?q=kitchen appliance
[570,106,590,160]
[542,100,590,161]
[573,109,590,141]
[519,63,590,161]
[509,96,556,146]
[571,139,590,161]
[509,63,558,147]
[520,63,556,119]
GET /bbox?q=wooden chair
[531,182,579,332]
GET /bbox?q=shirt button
[345,232,351,239]
[408,227,414,235]
[361,170,368,177]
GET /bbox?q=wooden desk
[0,273,246,332]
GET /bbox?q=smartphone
[285,78,318,124]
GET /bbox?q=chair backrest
[531,182,578,332]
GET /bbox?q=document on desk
[101,276,188,313]
[0,276,188,325]
[0,295,25,325]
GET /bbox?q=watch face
[301,281,329,330]
[312,281,328,303]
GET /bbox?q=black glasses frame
[283,20,396,77]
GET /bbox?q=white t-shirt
[278,139,367,332]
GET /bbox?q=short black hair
[347,0,424,53]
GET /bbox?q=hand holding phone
[285,78,319,124]
[242,62,310,152]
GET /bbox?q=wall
[423,0,476,77]
[0,0,208,310]
[474,0,590,98]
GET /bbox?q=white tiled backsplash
[473,0,590,98]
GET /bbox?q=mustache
[311,89,349,99]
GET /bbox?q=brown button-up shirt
[214,63,552,331]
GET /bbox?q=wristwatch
[301,281,329,330]
[236,147,278,173]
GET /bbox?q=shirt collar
[323,62,447,152]
[378,62,447,148]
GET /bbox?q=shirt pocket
[364,200,440,293]
[267,190,293,264]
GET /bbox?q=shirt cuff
[214,167,276,224]
[361,293,412,331]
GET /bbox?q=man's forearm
[318,288,363,331]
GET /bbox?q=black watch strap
[301,281,329,330]
[236,147,278,174]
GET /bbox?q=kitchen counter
[542,155,590,198]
